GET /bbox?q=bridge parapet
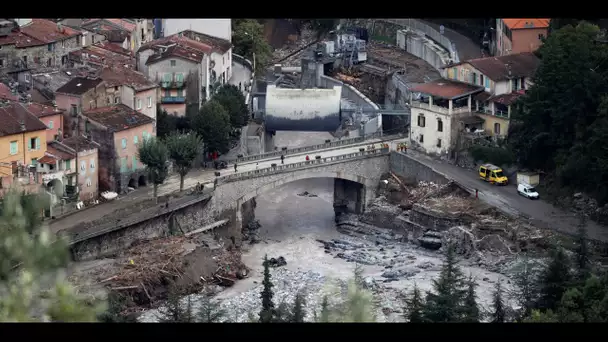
[225,131,404,164]
[216,147,390,186]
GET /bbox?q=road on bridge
[406,150,608,243]
[49,137,407,233]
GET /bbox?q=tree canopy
[214,84,249,128]
[190,100,232,155]
[165,132,203,191]
[232,19,272,75]
[508,22,608,205]
[137,136,169,201]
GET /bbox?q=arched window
[494,123,501,135]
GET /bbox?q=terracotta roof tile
[69,45,134,68]
[0,102,48,137]
[82,104,154,132]
[446,52,540,82]
[503,19,550,30]
[488,90,525,106]
[38,154,59,164]
[21,101,65,118]
[45,146,75,161]
[60,136,100,152]
[0,83,19,101]
[82,19,136,33]
[94,41,133,56]
[100,65,157,91]
[181,30,232,54]
[411,79,484,100]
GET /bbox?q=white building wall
[162,19,232,42]
[265,85,342,120]
[209,50,232,86]
[410,107,453,155]
[494,80,511,96]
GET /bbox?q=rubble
[442,226,477,256]
[297,191,318,197]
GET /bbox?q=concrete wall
[70,195,213,261]
[161,19,232,42]
[264,85,342,132]
[318,75,379,111]
[397,29,451,74]
[389,151,450,185]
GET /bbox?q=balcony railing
[495,110,509,118]
[161,96,186,104]
[411,101,470,115]
[160,80,185,89]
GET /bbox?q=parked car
[517,183,539,200]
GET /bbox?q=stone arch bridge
[202,148,391,237]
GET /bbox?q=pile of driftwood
[212,249,248,286]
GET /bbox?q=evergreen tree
[318,295,330,322]
[404,284,425,323]
[155,108,175,139]
[291,292,306,323]
[156,285,193,322]
[190,100,232,155]
[491,281,506,323]
[557,287,585,322]
[423,244,467,322]
[196,295,226,323]
[97,291,136,323]
[461,275,480,322]
[214,84,249,129]
[259,255,275,323]
[538,247,572,311]
[581,274,608,322]
[510,255,539,319]
[574,215,591,281]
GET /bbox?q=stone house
[0,19,82,75]
[55,76,108,137]
[444,52,540,138]
[136,30,233,116]
[79,104,155,193]
[99,65,158,127]
[80,19,153,53]
[409,79,484,156]
[68,44,135,70]
[155,19,232,42]
[39,136,100,204]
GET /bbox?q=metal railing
[222,128,406,165]
[161,96,186,104]
[381,18,459,63]
[216,147,391,186]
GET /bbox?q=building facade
[494,19,550,56]
[155,19,231,42]
[55,76,108,137]
[0,100,49,197]
[409,79,484,155]
[80,104,155,193]
[444,52,540,138]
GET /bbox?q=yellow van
[479,164,508,185]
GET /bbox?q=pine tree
[291,292,306,323]
[318,295,331,322]
[557,287,585,322]
[423,244,467,322]
[157,285,193,322]
[259,255,275,323]
[510,254,539,320]
[575,215,591,281]
[538,247,573,311]
[404,284,425,323]
[491,281,506,323]
[461,275,480,322]
[196,295,226,323]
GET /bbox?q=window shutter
[35,137,41,150]
[122,138,127,149]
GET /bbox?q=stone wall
[70,195,214,261]
[389,151,450,185]
[408,204,463,231]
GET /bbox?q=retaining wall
[319,75,379,111]
[389,151,451,185]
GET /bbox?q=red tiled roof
[82,104,154,132]
[56,77,104,96]
[69,45,134,68]
[0,19,80,47]
[445,52,540,82]
[94,41,132,56]
[181,30,232,54]
[0,83,19,101]
[474,92,492,102]
[503,19,550,30]
[411,79,484,100]
[82,19,136,33]
[105,19,136,32]
[46,146,75,161]
[100,65,157,91]
[0,102,48,137]
[140,34,214,65]
[21,101,65,118]
[38,154,59,164]
[61,136,100,152]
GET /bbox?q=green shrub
[469,145,515,166]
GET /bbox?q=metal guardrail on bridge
[215,147,390,186]
[223,129,405,165]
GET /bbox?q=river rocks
[478,234,512,254]
[442,226,477,257]
[381,267,420,279]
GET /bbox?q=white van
[517,183,539,200]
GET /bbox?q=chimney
[20,121,26,131]
[57,22,63,33]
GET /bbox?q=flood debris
[297,191,318,197]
